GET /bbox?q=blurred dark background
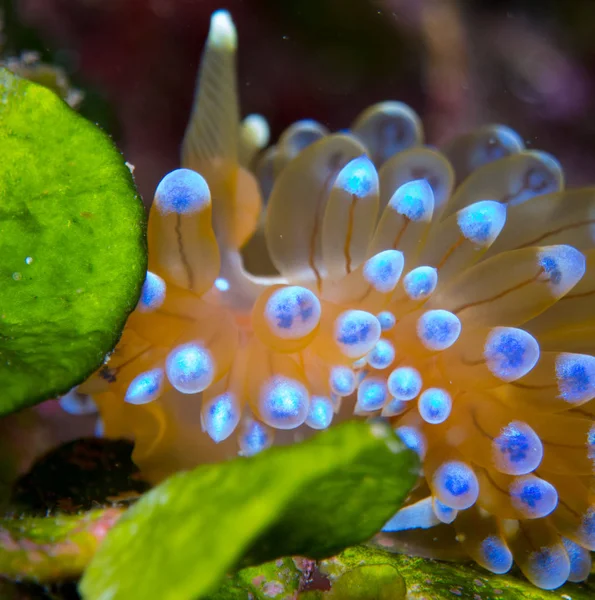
[2,0,595,201]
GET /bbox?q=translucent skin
[70,10,595,590]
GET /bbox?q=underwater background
[5,0,595,201]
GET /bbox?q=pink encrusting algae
[62,10,595,591]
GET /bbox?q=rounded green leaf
[0,68,146,413]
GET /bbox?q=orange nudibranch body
[63,9,595,591]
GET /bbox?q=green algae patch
[207,558,405,600]
[323,564,405,599]
[315,545,595,600]
[205,557,304,600]
[0,68,146,414]
[80,421,419,600]
[191,544,595,600]
[0,508,123,582]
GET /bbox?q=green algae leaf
[0,508,123,583]
[316,545,595,600]
[0,68,146,415]
[80,421,419,600]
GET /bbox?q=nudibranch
[64,10,595,590]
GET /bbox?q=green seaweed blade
[80,421,419,600]
[0,68,146,413]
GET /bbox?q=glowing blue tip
[125,368,164,405]
[417,309,461,352]
[363,250,404,293]
[387,366,422,401]
[403,266,438,300]
[456,200,507,247]
[265,286,321,339]
[214,277,230,292]
[492,420,543,475]
[138,271,166,313]
[209,10,237,49]
[329,366,356,396]
[239,418,272,457]
[166,343,215,394]
[334,310,381,358]
[538,245,586,295]
[484,327,540,382]
[433,498,458,524]
[524,543,570,590]
[259,376,309,429]
[335,155,377,197]
[59,389,98,416]
[376,311,396,331]
[382,497,439,532]
[418,388,452,424]
[355,376,388,413]
[243,114,270,149]
[395,425,427,459]
[563,538,592,583]
[479,535,513,575]
[366,339,396,370]
[155,168,210,215]
[389,179,434,222]
[306,396,334,430]
[202,393,240,443]
[432,460,479,510]
[556,353,595,404]
[509,475,558,518]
